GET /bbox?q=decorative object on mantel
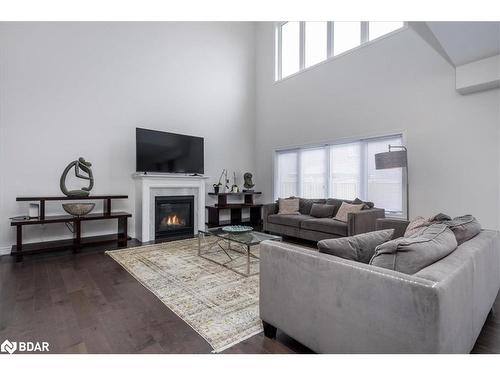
[62,203,95,217]
[243,172,255,191]
[60,157,94,197]
[222,225,253,233]
[231,172,239,193]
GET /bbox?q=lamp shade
[375,150,407,169]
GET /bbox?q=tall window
[369,22,404,41]
[276,21,404,80]
[301,148,327,198]
[274,135,405,217]
[305,21,328,68]
[330,142,361,200]
[276,151,298,198]
[333,22,361,56]
[280,21,301,78]
[366,136,403,213]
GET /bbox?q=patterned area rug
[106,238,262,353]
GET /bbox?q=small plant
[213,169,226,193]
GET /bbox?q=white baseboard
[0,246,11,256]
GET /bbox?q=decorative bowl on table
[221,225,253,234]
[62,203,95,217]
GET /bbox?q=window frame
[273,133,407,218]
[275,21,407,82]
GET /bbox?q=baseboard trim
[0,246,11,256]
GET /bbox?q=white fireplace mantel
[132,173,209,242]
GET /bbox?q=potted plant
[213,182,222,194]
[214,169,226,194]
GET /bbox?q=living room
[1,0,500,373]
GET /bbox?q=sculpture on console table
[60,157,94,197]
[243,172,255,192]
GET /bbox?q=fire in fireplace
[162,214,185,227]
[155,195,194,240]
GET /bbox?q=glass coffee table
[198,227,282,277]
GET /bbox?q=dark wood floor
[0,241,498,354]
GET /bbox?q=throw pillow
[352,197,375,209]
[298,198,326,215]
[370,224,458,275]
[334,202,364,222]
[278,198,300,215]
[318,229,395,264]
[444,215,481,245]
[309,203,336,218]
[404,216,431,237]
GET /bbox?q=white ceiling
[426,22,500,66]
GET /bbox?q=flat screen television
[136,128,204,174]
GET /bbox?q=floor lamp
[374,145,409,220]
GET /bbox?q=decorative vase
[62,203,95,217]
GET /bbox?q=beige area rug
[106,238,262,353]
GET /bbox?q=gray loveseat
[259,219,500,353]
[263,198,385,241]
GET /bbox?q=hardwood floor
[0,241,498,354]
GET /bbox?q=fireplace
[155,195,194,240]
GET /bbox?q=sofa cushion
[278,198,300,215]
[298,198,326,215]
[370,224,458,275]
[309,203,336,218]
[318,229,394,264]
[301,218,348,236]
[268,214,312,228]
[326,199,345,216]
[444,215,481,245]
[334,202,364,222]
[352,197,375,209]
[404,216,431,237]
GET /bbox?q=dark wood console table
[11,195,131,262]
[206,192,262,228]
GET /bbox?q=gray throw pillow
[369,224,457,275]
[298,198,326,214]
[309,203,336,218]
[318,229,395,264]
[444,215,481,245]
[352,197,375,209]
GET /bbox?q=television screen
[136,128,204,174]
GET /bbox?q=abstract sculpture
[243,172,255,191]
[60,157,94,197]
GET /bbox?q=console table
[11,195,131,262]
[206,192,262,228]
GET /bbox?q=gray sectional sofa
[263,198,385,241]
[259,218,500,353]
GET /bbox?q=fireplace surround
[133,173,208,243]
[155,195,194,240]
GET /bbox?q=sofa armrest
[262,203,278,231]
[347,208,385,236]
[376,218,410,238]
[259,240,439,353]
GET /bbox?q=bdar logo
[1,339,17,354]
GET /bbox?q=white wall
[255,23,500,229]
[0,22,256,250]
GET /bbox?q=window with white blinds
[274,135,405,217]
